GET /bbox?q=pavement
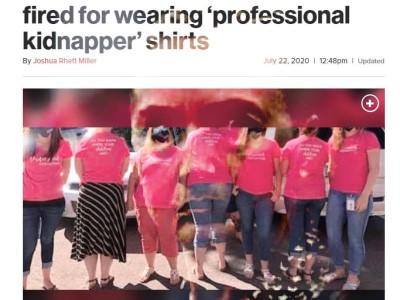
[25,214,384,293]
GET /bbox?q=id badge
[346,194,355,211]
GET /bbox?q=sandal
[261,269,276,285]
[43,284,58,290]
[87,278,99,290]
[285,269,302,284]
[192,266,205,280]
[139,267,155,283]
[302,270,313,284]
[243,264,254,279]
[321,271,346,284]
[342,280,360,290]
[170,269,180,285]
[100,276,114,288]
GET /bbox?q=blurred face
[36,128,53,147]
[248,127,265,137]
[151,126,170,143]
[132,89,277,127]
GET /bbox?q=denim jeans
[236,189,275,261]
[326,189,373,275]
[284,197,326,257]
[188,183,232,248]
[23,199,65,275]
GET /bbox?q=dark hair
[299,127,318,136]
[25,128,63,161]
[248,127,267,135]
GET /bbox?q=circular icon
[361,94,379,113]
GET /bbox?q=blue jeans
[326,190,373,275]
[284,197,326,257]
[188,183,232,248]
[236,189,275,261]
[23,199,65,275]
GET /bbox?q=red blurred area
[282,89,384,127]
[23,89,132,127]
[23,89,384,127]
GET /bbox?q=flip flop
[100,276,114,288]
[43,285,58,290]
[87,278,99,290]
[139,268,155,283]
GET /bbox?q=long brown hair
[331,127,363,150]
[25,128,63,161]
[299,127,318,136]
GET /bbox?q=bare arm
[120,156,130,178]
[61,158,71,184]
[126,164,138,211]
[272,157,282,202]
[175,160,189,209]
[280,158,289,176]
[75,158,84,182]
[356,149,380,212]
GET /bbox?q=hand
[355,193,369,212]
[126,200,135,211]
[271,190,281,203]
[232,185,239,196]
[175,197,185,211]
[230,211,240,221]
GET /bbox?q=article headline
[23,5,350,53]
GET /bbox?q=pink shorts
[136,207,178,257]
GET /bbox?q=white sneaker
[321,271,346,284]
[342,280,360,290]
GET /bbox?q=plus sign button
[361,94,380,113]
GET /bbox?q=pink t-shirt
[236,138,281,194]
[23,139,72,201]
[75,131,129,184]
[134,145,183,208]
[184,128,237,185]
[329,130,380,194]
[282,135,328,199]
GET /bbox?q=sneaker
[243,264,254,279]
[342,280,360,290]
[170,269,180,285]
[321,271,346,284]
[261,269,276,284]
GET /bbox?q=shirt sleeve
[272,140,281,158]
[365,131,380,150]
[322,141,329,162]
[182,132,193,154]
[75,138,88,159]
[281,140,293,159]
[59,140,73,158]
[120,138,130,157]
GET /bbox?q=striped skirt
[71,182,127,262]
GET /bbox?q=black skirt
[71,182,127,262]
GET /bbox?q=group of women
[23,126,380,291]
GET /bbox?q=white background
[1,0,399,299]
